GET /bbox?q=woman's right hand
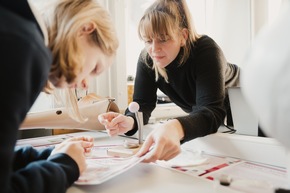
[98,112,134,136]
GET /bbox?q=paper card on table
[156,149,208,167]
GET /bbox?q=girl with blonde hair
[0,0,118,192]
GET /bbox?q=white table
[67,162,223,193]
[17,128,288,193]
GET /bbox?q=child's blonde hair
[41,0,119,122]
[44,0,118,86]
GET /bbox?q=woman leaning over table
[98,0,239,163]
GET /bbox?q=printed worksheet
[75,144,145,185]
[17,132,145,185]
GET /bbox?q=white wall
[207,0,252,66]
[89,0,128,110]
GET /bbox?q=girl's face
[143,32,185,68]
[65,35,114,89]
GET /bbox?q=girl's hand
[51,136,94,174]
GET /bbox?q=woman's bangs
[139,12,173,40]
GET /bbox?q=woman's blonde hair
[41,0,119,122]
[138,0,200,82]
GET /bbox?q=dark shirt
[125,36,240,142]
[0,1,79,193]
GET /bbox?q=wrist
[124,116,138,136]
[167,119,185,140]
[127,116,135,131]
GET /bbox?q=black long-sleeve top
[0,1,79,193]
[125,36,240,142]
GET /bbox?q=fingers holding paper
[136,119,183,163]
[98,112,135,136]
